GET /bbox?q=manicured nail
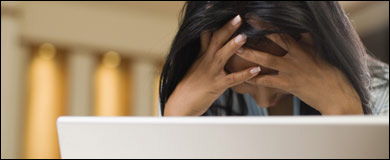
[250,66,261,74]
[235,34,246,44]
[231,15,241,26]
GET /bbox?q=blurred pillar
[1,2,26,159]
[94,51,130,116]
[23,43,67,158]
[68,49,96,116]
[131,59,156,116]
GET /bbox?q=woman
[159,1,389,116]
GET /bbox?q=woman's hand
[236,34,363,115]
[164,15,261,116]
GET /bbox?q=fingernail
[235,34,246,44]
[231,15,241,26]
[250,66,261,74]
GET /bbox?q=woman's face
[225,50,290,108]
[224,15,291,108]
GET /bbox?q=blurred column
[23,43,67,159]
[1,2,26,159]
[131,59,156,116]
[68,49,96,116]
[94,51,130,116]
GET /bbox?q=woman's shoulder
[367,56,389,115]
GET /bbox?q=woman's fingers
[200,30,211,54]
[214,34,247,68]
[235,47,288,71]
[207,15,242,54]
[221,66,261,88]
[246,74,289,91]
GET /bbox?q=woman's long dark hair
[159,1,372,115]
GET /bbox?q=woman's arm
[164,15,261,116]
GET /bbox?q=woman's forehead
[244,13,274,30]
[225,13,287,56]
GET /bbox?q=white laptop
[57,116,389,159]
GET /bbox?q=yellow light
[94,52,130,116]
[23,43,67,159]
[102,51,121,68]
[38,43,56,60]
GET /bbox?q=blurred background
[1,1,388,159]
